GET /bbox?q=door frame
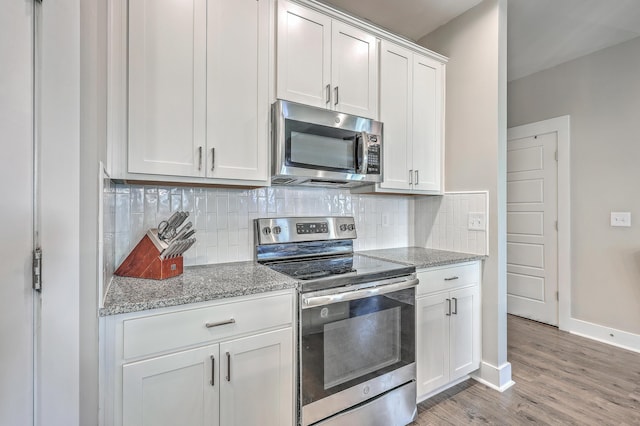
[507,116,571,330]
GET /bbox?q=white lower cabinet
[416,262,481,400]
[123,344,220,426]
[219,329,293,426]
[103,291,295,426]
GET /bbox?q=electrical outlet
[610,212,631,227]
[468,212,485,231]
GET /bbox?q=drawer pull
[205,318,236,328]
[444,276,459,281]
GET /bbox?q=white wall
[80,0,108,424]
[419,0,512,390]
[508,36,640,341]
[39,0,81,424]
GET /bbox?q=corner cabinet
[276,0,379,120]
[416,262,481,400]
[112,0,270,185]
[354,40,445,195]
[101,291,295,426]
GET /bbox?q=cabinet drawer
[123,293,293,360]
[417,262,480,296]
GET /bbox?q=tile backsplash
[104,184,416,269]
[414,191,488,255]
[103,184,488,301]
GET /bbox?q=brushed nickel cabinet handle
[226,352,231,382]
[326,84,331,104]
[210,356,215,386]
[334,86,339,106]
[446,298,451,316]
[205,318,235,328]
[198,146,203,171]
[409,169,413,185]
[211,147,215,171]
[444,276,459,281]
[414,170,419,185]
[452,297,458,315]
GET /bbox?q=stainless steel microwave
[271,100,383,188]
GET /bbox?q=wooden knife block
[115,230,183,280]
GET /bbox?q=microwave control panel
[366,135,381,174]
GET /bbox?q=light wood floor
[412,314,640,425]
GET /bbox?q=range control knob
[339,224,347,231]
[347,224,355,231]
[262,227,272,235]
[272,226,282,235]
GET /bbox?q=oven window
[300,288,415,405]
[323,306,400,388]
[285,119,358,173]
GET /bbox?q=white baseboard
[565,317,640,354]
[472,361,514,392]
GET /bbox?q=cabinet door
[122,345,219,426]
[220,328,294,426]
[331,21,378,119]
[277,0,331,108]
[207,0,269,181]
[450,286,481,380]
[412,54,443,193]
[379,40,412,191]
[416,293,450,397]
[128,0,206,177]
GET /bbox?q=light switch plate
[468,212,486,231]
[610,212,631,227]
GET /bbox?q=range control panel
[296,222,329,234]
[255,216,357,245]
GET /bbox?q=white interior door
[507,130,558,325]
[0,2,35,424]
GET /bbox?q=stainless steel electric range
[255,216,418,426]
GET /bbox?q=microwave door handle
[357,131,368,175]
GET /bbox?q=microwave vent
[306,179,351,187]
[271,177,298,185]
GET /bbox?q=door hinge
[555,220,558,231]
[556,291,559,301]
[33,248,42,292]
[555,150,558,161]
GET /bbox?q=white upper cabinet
[125,0,269,184]
[412,54,443,192]
[276,1,331,109]
[330,21,378,118]
[379,42,413,191]
[359,39,445,195]
[206,0,269,181]
[277,0,379,119]
[128,0,207,177]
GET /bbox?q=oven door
[299,277,417,426]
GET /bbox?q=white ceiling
[318,0,640,81]
[316,0,482,41]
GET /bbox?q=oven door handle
[301,278,419,309]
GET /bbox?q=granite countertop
[359,247,485,269]
[100,261,298,316]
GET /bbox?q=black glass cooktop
[265,253,415,293]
